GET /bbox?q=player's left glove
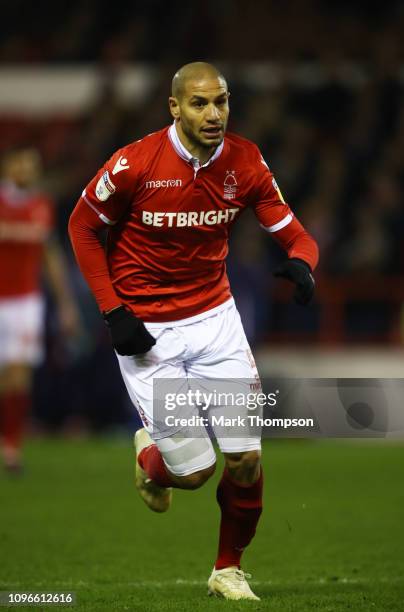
[273,258,315,305]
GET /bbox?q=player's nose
[205,103,221,122]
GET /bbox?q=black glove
[273,258,315,305]
[103,306,156,356]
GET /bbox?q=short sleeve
[81,147,137,226]
[250,146,294,234]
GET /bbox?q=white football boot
[134,428,172,513]
[207,566,260,601]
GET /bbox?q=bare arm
[43,238,81,336]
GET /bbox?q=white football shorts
[0,293,45,368]
[117,298,262,476]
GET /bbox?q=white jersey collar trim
[168,122,224,169]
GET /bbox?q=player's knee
[175,462,216,490]
[224,450,261,484]
[225,449,261,470]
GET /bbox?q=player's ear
[168,96,180,120]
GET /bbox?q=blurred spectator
[333,172,403,274]
[0,147,80,472]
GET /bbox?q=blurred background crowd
[1,0,403,434]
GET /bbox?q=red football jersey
[71,124,318,321]
[0,181,53,298]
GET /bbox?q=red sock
[138,443,176,488]
[215,467,263,570]
[0,391,30,453]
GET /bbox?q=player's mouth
[201,126,223,139]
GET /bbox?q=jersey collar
[168,122,224,169]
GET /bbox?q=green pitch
[1,438,403,611]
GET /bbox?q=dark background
[1,0,403,431]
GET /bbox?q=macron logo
[112,156,130,175]
[145,179,182,189]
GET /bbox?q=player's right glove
[273,258,315,305]
[103,306,156,356]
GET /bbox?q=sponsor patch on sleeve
[272,177,285,204]
[95,171,116,202]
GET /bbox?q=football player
[69,62,318,600]
[0,147,80,473]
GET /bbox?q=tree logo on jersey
[224,170,237,200]
[112,156,130,175]
[95,171,116,202]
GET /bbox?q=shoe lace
[235,569,252,581]
[219,569,252,588]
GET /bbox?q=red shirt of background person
[0,163,53,298]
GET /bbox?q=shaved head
[169,62,230,162]
[172,62,227,100]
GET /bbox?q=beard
[181,118,225,150]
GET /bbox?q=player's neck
[175,123,216,166]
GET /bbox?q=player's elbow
[68,199,97,245]
[68,210,84,257]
